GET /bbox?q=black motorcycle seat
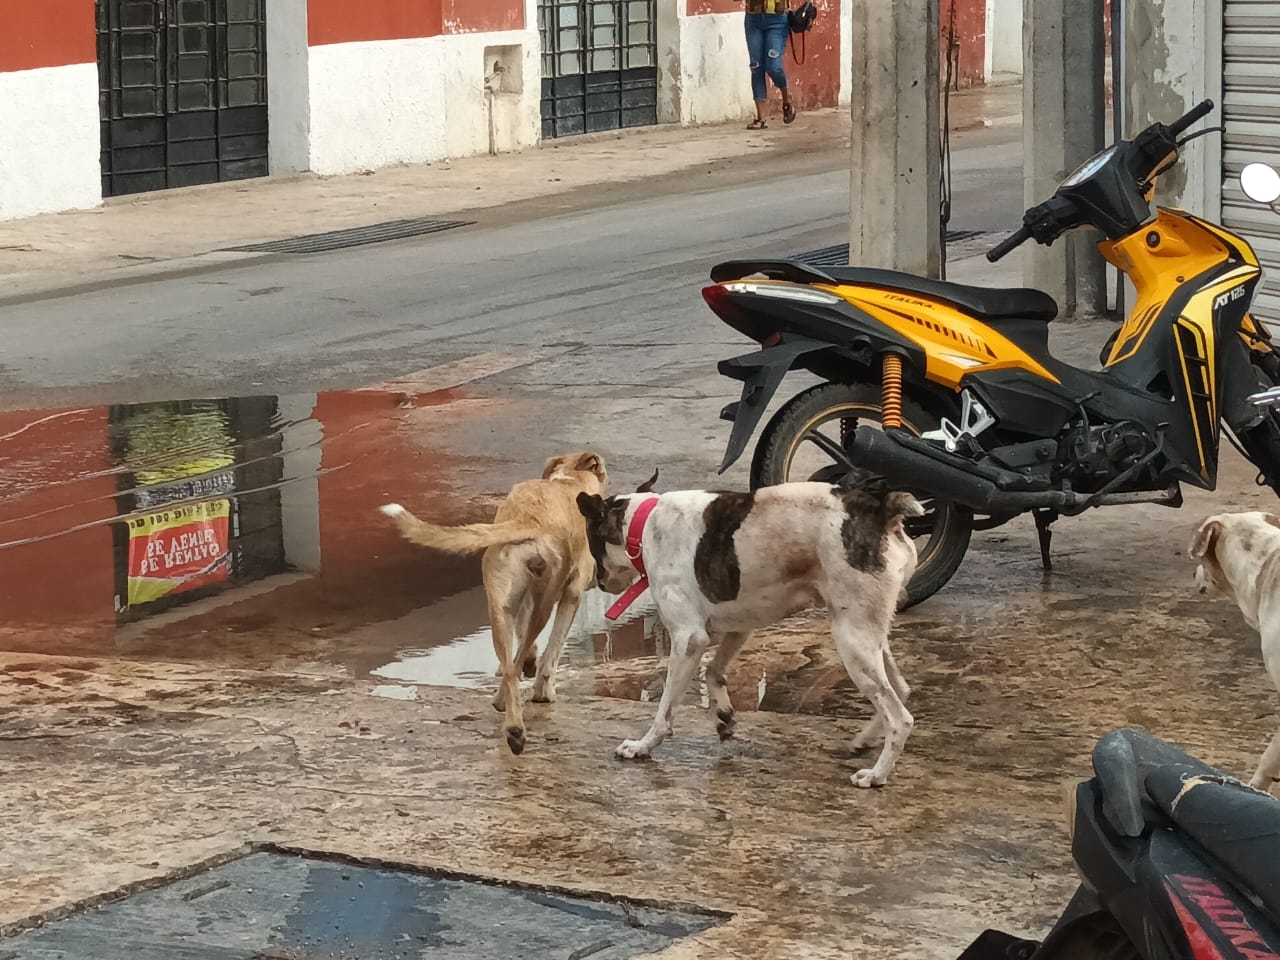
[820,266,1060,324]
[1146,763,1280,920]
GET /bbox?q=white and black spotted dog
[576,476,923,788]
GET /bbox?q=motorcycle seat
[1146,763,1280,921]
[820,266,1060,324]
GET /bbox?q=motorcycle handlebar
[986,225,1032,263]
[1167,98,1215,138]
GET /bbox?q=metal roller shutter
[1222,1,1280,321]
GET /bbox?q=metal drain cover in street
[794,231,988,266]
[226,218,473,254]
[1,849,724,959]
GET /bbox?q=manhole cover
[226,218,473,254]
[794,231,989,266]
[1,847,724,959]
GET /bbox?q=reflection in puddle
[370,588,662,693]
[0,391,838,716]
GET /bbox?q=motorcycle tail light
[701,283,732,314]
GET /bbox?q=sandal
[747,118,768,130]
[783,101,796,124]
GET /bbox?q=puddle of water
[0,390,846,717]
[0,849,722,958]
[368,586,665,697]
[0,390,486,663]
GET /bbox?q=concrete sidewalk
[0,85,1021,303]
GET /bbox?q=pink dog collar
[604,496,659,621]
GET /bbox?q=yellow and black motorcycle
[704,99,1280,607]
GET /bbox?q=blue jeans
[745,12,789,103]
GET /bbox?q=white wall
[839,0,852,106]
[985,0,1022,80]
[0,64,101,221]
[674,13,756,125]
[307,30,540,176]
[266,0,312,175]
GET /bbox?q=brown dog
[381,452,610,754]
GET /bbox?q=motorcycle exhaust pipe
[849,426,1066,512]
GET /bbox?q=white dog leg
[1251,633,1280,789]
[833,617,913,788]
[617,626,709,759]
[851,648,911,751]
[705,631,750,741]
[1249,728,1280,791]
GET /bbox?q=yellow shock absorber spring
[881,353,904,429]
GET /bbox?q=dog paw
[615,739,652,760]
[851,767,888,789]
[505,725,526,755]
[715,708,736,741]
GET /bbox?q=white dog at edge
[1191,511,1280,791]
[576,476,923,788]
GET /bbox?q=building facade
[1,0,996,222]
[1122,0,1280,322]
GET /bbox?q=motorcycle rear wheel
[750,381,973,609]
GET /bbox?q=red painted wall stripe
[0,1,95,72]
[442,0,526,34]
[308,0,444,45]
[687,0,741,15]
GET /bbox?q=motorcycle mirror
[1240,162,1280,204]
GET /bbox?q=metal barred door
[538,0,658,138]
[1221,1,1280,321]
[97,0,269,197]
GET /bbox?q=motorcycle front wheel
[750,381,973,609]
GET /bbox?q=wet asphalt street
[5,116,1280,960]
[0,123,1023,409]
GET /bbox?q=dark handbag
[787,0,816,64]
[787,0,816,32]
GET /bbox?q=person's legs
[762,13,795,123]
[744,14,768,124]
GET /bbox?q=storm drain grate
[0,846,726,959]
[226,218,474,254]
[795,231,988,266]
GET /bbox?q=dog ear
[542,455,566,479]
[1189,518,1223,560]
[575,452,606,480]
[635,468,660,494]
[886,491,924,518]
[577,491,603,518]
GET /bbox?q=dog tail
[379,503,540,555]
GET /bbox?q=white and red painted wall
[1,0,1007,221]
[0,2,102,220]
[284,0,543,176]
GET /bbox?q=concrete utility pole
[1023,0,1108,319]
[849,0,941,278]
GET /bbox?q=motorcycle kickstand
[1034,509,1057,572]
